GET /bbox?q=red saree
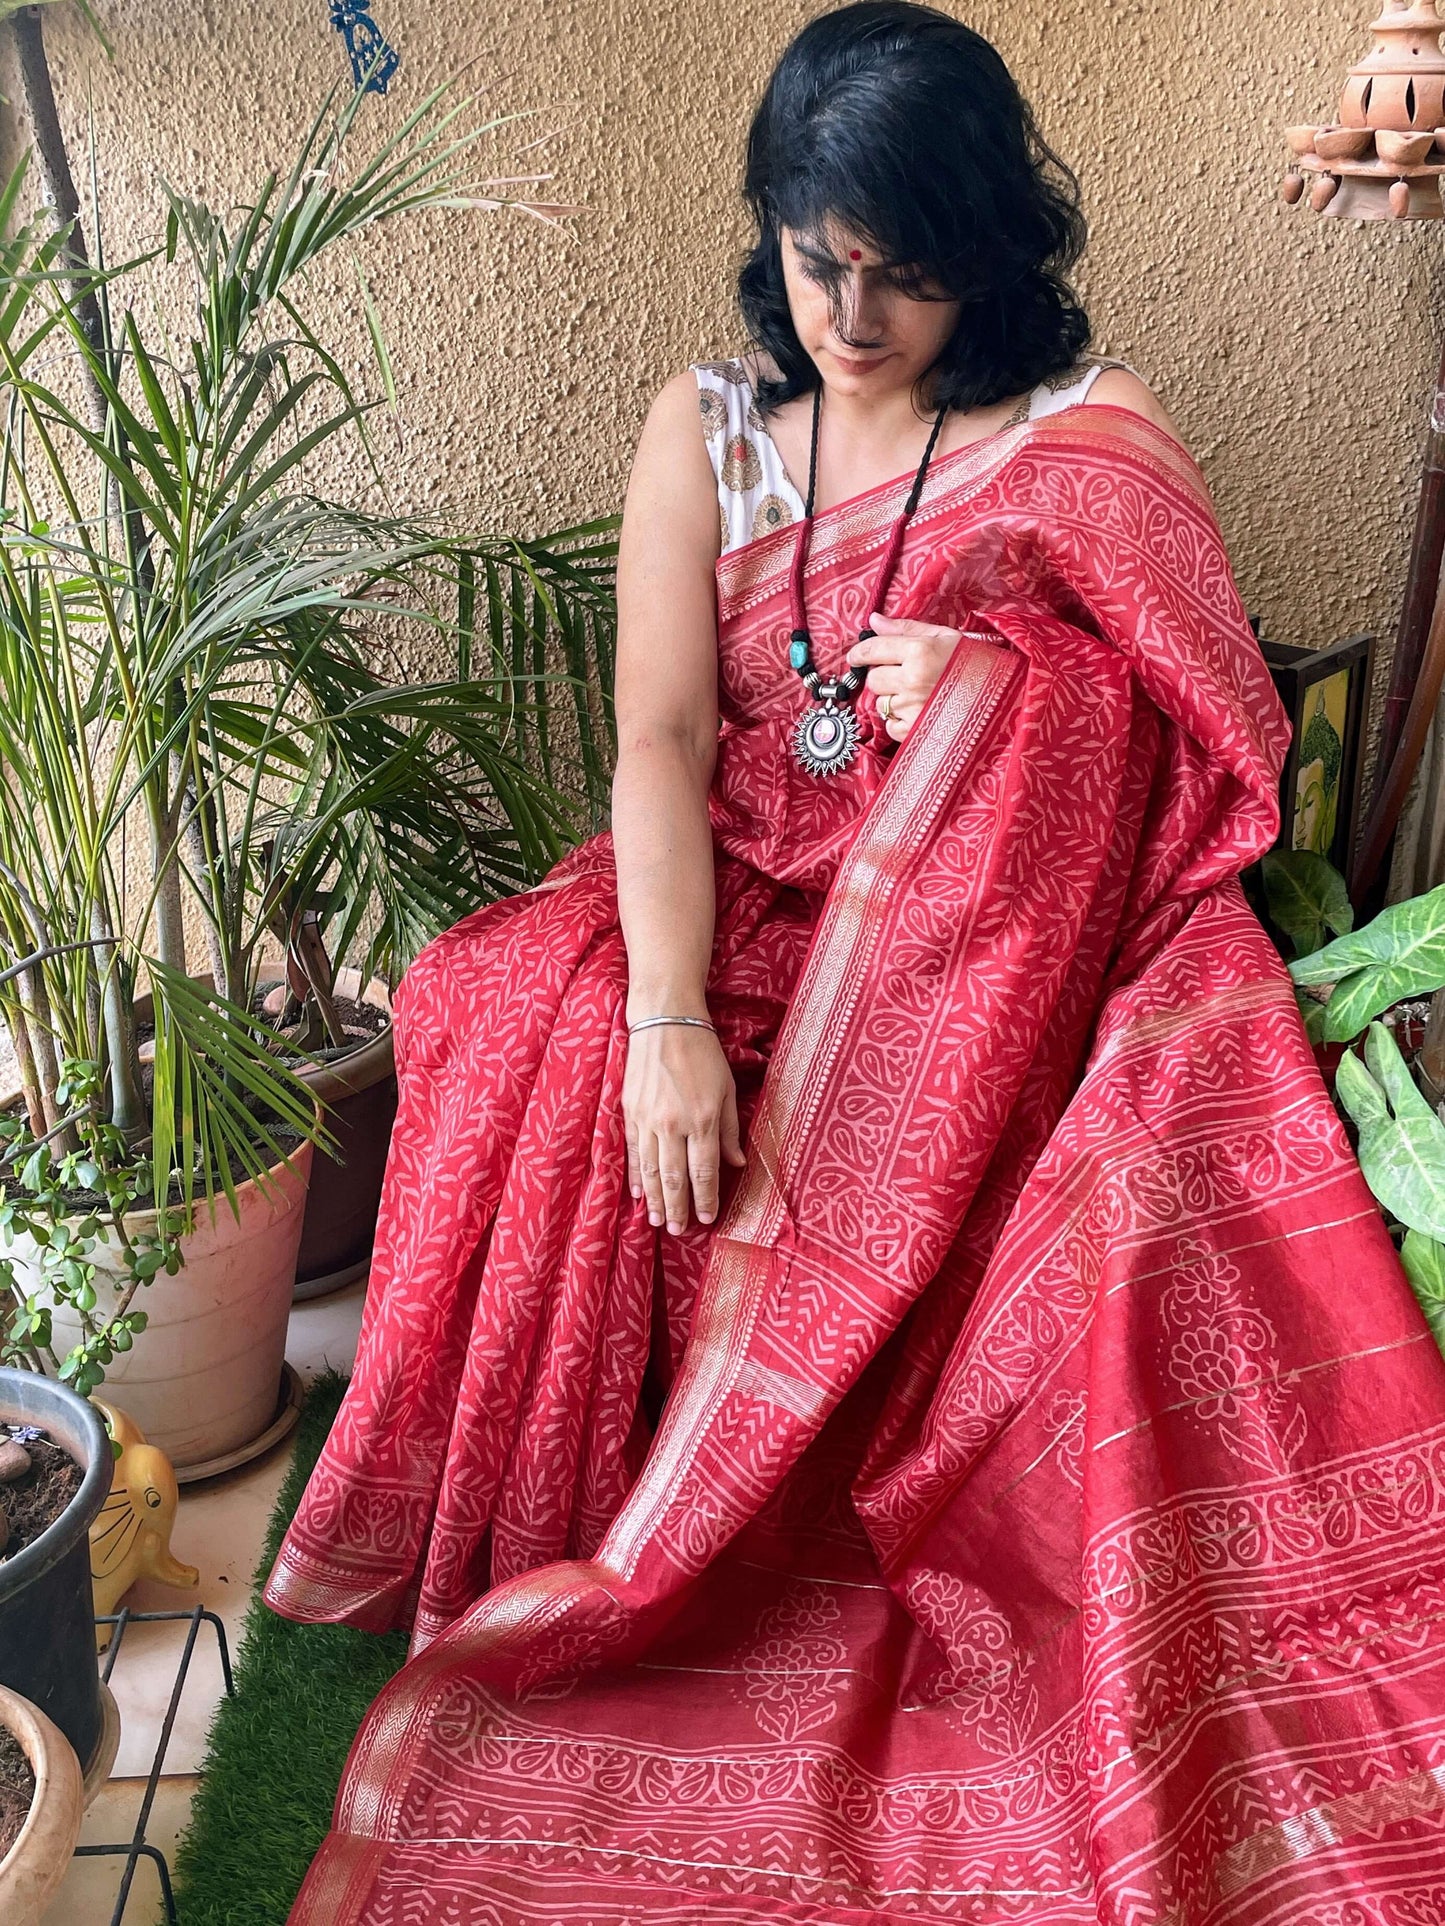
[267,405,1445,1924]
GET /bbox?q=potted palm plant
[0,82,617,1465]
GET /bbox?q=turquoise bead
[789,637,812,671]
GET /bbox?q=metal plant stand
[75,1605,235,1926]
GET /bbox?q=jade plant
[0,1059,184,1396]
[0,82,618,1396]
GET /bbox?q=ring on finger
[879,692,894,724]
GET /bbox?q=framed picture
[1249,624,1374,876]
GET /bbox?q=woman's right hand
[622,1025,747,1234]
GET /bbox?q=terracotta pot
[26,1144,313,1470]
[0,1372,110,1768]
[1376,127,1435,165]
[1284,123,1319,155]
[0,1685,83,1926]
[1313,124,1373,160]
[254,968,396,1300]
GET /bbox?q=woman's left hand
[845,612,961,742]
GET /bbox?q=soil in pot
[0,1436,82,1562]
[134,991,388,1062]
[252,989,389,1059]
[0,1721,33,1860]
[0,1377,109,1769]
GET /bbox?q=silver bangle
[627,1015,716,1035]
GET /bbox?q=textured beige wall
[3,0,1444,661]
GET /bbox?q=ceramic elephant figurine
[90,1401,199,1646]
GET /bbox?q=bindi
[849,249,862,261]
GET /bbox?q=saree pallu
[268,407,1445,1924]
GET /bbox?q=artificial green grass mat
[170,1371,408,1925]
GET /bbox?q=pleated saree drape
[269,406,1445,1924]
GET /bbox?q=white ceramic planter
[25,1144,313,1470]
[0,1685,84,1926]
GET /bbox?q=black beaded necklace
[787,382,950,776]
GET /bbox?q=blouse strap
[1028,355,1132,420]
[691,357,804,554]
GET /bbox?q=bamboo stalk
[1380,343,1445,786]
[91,902,144,1140]
[149,799,187,975]
[9,5,110,427]
[0,987,46,1136]
[14,960,65,1142]
[182,809,229,992]
[0,862,76,1152]
[293,912,346,1049]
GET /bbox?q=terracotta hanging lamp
[1280,0,1445,910]
[1282,0,1445,219]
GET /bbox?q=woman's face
[779,218,962,402]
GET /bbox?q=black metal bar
[95,1607,233,1693]
[79,1606,237,1923]
[73,1843,180,1926]
[99,1604,131,1683]
[200,1608,234,1697]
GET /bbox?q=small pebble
[0,1442,32,1483]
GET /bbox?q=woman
[270,8,1445,1922]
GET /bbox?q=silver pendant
[792,701,861,777]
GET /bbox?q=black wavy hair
[738,2,1091,417]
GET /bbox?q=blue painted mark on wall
[330,2,400,94]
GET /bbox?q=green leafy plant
[1278,867,1445,1360]
[1333,1023,1445,1357]
[0,82,617,1395]
[1256,849,1354,1041]
[1401,1228,1445,1354]
[1336,1023,1445,1239]
[1288,882,1445,1042]
[1260,848,1354,959]
[0,1054,180,1395]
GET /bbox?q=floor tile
[88,1275,368,1777]
[40,1774,198,1926]
[107,1447,290,1778]
[288,1273,368,1384]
